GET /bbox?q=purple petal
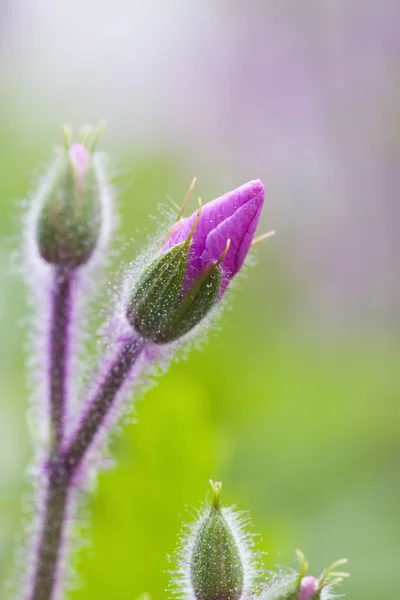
[164,179,264,293]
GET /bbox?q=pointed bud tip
[231,179,264,213]
[69,143,90,188]
[247,178,264,199]
[209,480,222,509]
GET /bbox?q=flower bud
[298,576,318,600]
[256,552,349,600]
[191,481,244,600]
[127,180,265,343]
[36,130,104,269]
[174,481,260,600]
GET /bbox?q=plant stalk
[49,268,73,451]
[29,336,143,600]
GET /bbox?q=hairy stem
[29,336,143,600]
[49,268,73,451]
[64,336,144,468]
[29,469,70,600]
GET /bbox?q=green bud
[37,128,104,269]
[190,481,244,600]
[126,241,221,344]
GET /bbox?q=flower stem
[64,336,144,469]
[29,336,143,600]
[49,268,73,451]
[29,469,70,600]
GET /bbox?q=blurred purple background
[1,0,399,330]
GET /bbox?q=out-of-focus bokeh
[0,1,399,598]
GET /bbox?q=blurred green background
[0,2,399,599]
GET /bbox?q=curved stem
[64,336,144,470]
[29,336,143,600]
[49,268,73,451]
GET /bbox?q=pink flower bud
[299,576,318,600]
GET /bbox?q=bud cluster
[32,127,265,345]
[18,124,349,600]
[21,126,273,600]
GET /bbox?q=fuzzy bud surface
[190,481,244,600]
[36,139,102,269]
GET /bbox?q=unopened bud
[127,179,265,344]
[36,126,104,269]
[256,552,349,600]
[189,481,244,600]
[298,576,318,600]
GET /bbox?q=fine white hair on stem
[13,147,270,600]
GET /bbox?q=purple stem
[64,336,144,470]
[29,336,143,600]
[49,268,72,451]
[29,469,70,600]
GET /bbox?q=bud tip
[69,143,90,188]
[209,480,222,509]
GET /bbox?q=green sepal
[127,246,222,344]
[37,154,101,268]
[190,483,244,600]
[157,261,221,343]
[127,243,189,341]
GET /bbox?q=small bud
[127,180,265,343]
[298,576,318,600]
[256,552,349,600]
[36,126,105,269]
[191,481,244,600]
[173,481,260,600]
